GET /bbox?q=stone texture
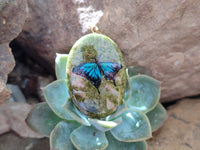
[15,0,200,102]
[0,0,27,44]
[0,112,10,134]
[14,0,82,71]
[148,99,200,150]
[0,132,49,150]
[0,101,44,138]
[7,84,26,102]
[0,43,15,104]
[0,80,11,105]
[0,43,15,82]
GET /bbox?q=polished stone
[66,33,127,118]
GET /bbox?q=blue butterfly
[72,60,122,94]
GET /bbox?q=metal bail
[91,26,102,34]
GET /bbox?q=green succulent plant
[26,34,167,150]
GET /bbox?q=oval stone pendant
[66,33,127,118]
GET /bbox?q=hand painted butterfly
[72,60,122,94]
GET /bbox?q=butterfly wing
[100,62,122,86]
[72,63,101,93]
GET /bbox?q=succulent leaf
[36,35,167,150]
[126,75,161,113]
[88,117,122,132]
[146,103,167,132]
[26,102,63,137]
[70,125,108,150]
[124,71,132,101]
[63,98,91,126]
[108,103,128,120]
[105,132,147,150]
[55,53,68,80]
[127,66,152,77]
[50,121,80,150]
[110,108,152,142]
[43,79,73,120]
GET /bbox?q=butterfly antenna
[113,80,116,86]
[97,88,100,94]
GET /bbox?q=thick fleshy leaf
[63,98,91,126]
[43,79,72,120]
[146,103,167,132]
[88,117,122,132]
[124,75,132,101]
[50,121,80,150]
[110,108,152,142]
[55,53,68,80]
[105,132,147,150]
[127,66,151,77]
[70,125,108,150]
[125,66,151,101]
[126,75,161,113]
[26,102,63,137]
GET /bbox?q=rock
[7,84,26,102]
[0,43,15,105]
[0,102,44,138]
[0,80,11,105]
[0,0,27,44]
[21,76,38,97]
[0,132,49,150]
[148,99,200,150]
[0,112,10,135]
[15,0,200,102]
[0,43,15,82]
[14,0,82,71]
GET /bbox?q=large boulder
[0,44,15,82]
[0,0,27,44]
[0,0,26,104]
[15,0,200,102]
[0,44,15,104]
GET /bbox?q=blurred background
[0,0,200,149]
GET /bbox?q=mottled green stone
[66,33,126,118]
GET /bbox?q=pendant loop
[91,26,102,34]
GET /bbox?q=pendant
[66,26,127,118]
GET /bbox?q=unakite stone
[66,33,126,118]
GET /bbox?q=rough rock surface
[0,80,11,105]
[0,111,10,134]
[15,0,200,102]
[0,102,44,138]
[0,0,27,44]
[7,84,26,102]
[148,99,200,150]
[0,132,49,150]
[0,43,15,104]
[0,43,15,82]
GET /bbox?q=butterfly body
[72,60,122,94]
